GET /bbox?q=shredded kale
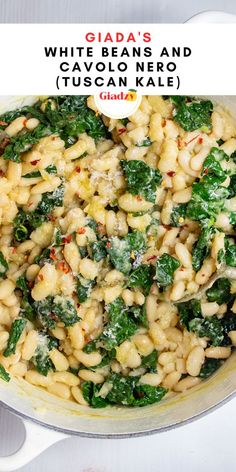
[178,299,202,329]
[206,278,233,304]
[121,159,162,203]
[199,358,223,379]
[141,351,158,373]
[155,253,180,288]
[23,164,57,179]
[2,124,52,162]
[82,373,167,408]
[0,364,10,382]
[89,240,107,262]
[13,209,48,242]
[77,276,95,303]
[0,251,8,278]
[172,97,213,132]
[136,138,152,147]
[16,275,36,321]
[33,335,58,376]
[189,316,224,346]
[100,298,137,350]
[192,224,215,272]
[170,203,187,227]
[34,296,79,328]
[4,319,27,357]
[128,264,153,296]
[36,184,64,214]
[107,236,131,274]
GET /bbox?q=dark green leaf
[77,276,95,303]
[0,364,10,382]
[4,319,27,357]
[206,278,232,304]
[121,159,162,203]
[189,316,224,346]
[107,236,131,274]
[100,298,137,350]
[199,358,223,379]
[36,184,64,214]
[0,252,8,277]
[129,264,152,295]
[173,99,213,132]
[178,299,201,329]
[136,138,152,147]
[155,253,180,287]
[192,225,215,272]
[90,240,107,262]
[52,296,79,327]
[170,204,187,227]
[141,351,158,373]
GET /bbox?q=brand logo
[94,90,141,118]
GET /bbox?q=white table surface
[1,0,236,471]
[0,396,236,472]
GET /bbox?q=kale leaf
[2,124,51,162]
[0,364,10,382]
[141,351,158,373]
[170,203,187,227]
[36,184,64,214]
[155,253,180,287]
[13,209,48,242]
[121,159,162,203]
[52,296,80,327]
[77,276,95,303]
[4,319,27,357]
[0,252,8,278]
[16,275,36,321]
[178,299,202,329]
[107,236,132,274]
[100,298,137,350]
[189,316,224,346]
[128,264,153,295]
[82,374,168,408]
[89,240,107,262]
[206,278,233,304]
[33,335,58,376]
[192,224,215,272]
[23,164,57,179]
[173,98,213,132]
[199,358,223,379]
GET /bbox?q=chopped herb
[206,278,233,304]
[136,138,152,147]
[170,204,187,227]
[100,298,137,350]
[129,264,153,296]
[141,351,158,373]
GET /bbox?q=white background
[1,1,236,471]
[0,0,235,23]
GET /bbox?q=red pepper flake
[198,137,203,144]
[147,255,157,262]
[23,119,27,127]
[57,261,71,274]
[62,234,73,244]
[48,214,56,222]
[162,119,167,128]
[49,248,57,261]
[136,195,142,201]
[184,134,200,146]
[11,247,17,254]
[106,242,111,249]
[177,137,184,150]
[167,171,176,177]
[31,159,40,166]
[75,166,81,173]
[0,120,8,126]
[0,170,5,177]
[77,303,81,308]
[118,127,126,135]
[204,167,209,175]
[77,227,86,235]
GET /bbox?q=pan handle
[0,418,67,471]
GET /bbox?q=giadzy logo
[95,90,141,118]
[99,90,138,101]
